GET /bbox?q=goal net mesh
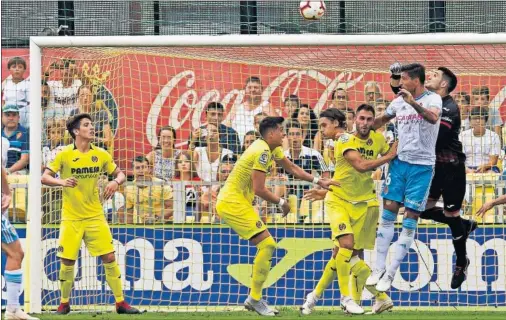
[29,43,506,311]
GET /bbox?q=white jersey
[2,78,30,128]
[231,101,268,145]
[459,128,501,167]
[386,91,442,165]
[46,79,82,120]
[2,137,9,168]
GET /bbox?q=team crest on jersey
[259,152,269,165]
[339,134,349,143]
[256,221,263,228]
[16,132,22,139]
[58,245,64,253]
[91,156,98,162]
[367,138,373,146]
[339,223,346,231]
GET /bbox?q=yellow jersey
[124,177,173,223]
[326,131,389,203]
[47,144,117,221]
[217,139,285,205]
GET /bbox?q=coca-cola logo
[146,69,364,147]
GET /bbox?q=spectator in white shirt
[193,123,233,182]
[2,57,30,128]
[42,119,66,170]
[459,107,501,173]
[225,76,278,144]
[471,86,502,138]
[43,59,82,121]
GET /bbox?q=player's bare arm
[276,157,339,190]
[373,113,395,130]
[398,88,440,124]
[103,167,126,200]
[41,168,78,188]
[252,169,290,216]
[1,167,12,211]
[477,194,506,217]
[344,141,398,173]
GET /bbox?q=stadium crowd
[1,56,504,224]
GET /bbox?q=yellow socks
[350,259,371,303]
[104,261,124,303]
[250,237,277,301]
[59,264,75,304]
[314,258,336,297]
[335,247,353,297]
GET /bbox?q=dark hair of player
[245,76,262,86]
[206,102,224,113]
[155,125,176,149]
[67,113,93,140]
[470,106,489,122]
[356,104,376,117]
[472,86,490,100]
[319,108,346,129]
[285,119,302,131]
[438,67,458,94]
[401,63,426,84]
[7,57,27,69]
[259,116,284,137]
[132,156,149,167]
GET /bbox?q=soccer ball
[299,1,326,20]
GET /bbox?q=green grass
[29,309,506,320]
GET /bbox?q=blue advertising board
[2,226,505,307]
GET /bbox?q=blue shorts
[1,214,19,244]
[381,158,434,212]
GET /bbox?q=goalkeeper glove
[390,62,402,80]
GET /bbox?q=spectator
[188,102,240,154]
[226,76,277,145]
[147,126,181,181]
[200,160,234,222]
[253,112,268,133]
[292,104,319,149]
[42,119,66,170]
[459,107,501,173]
[1,105,29,174]
[364,81,382,104]
[69,85,113,150]
[345,109,356,133]
[194,123,233,182]
[284,94,301,118]
[43,59,83,121]
[122,156,174,224]
[282,120,330,200]
[174,151,201,222]
[2,57,30,128]
[453,91,471,130]
[329,88,349,111]
[471,86,502,138]
[241,130,260,154]
[374,98,395,143]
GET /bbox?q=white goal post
[27,33,506,313]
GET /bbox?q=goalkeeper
[42,114,140,315]
[216,116,338,316]
[301,107,397,315]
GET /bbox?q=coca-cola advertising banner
[2,48,506,170]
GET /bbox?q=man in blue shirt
[1,105,29,174]
[188,102,241,154]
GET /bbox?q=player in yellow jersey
[217,116,338,316]
[41,114,140,315]
[301,106,397,315]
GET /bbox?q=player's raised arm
[373,110,395,130]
